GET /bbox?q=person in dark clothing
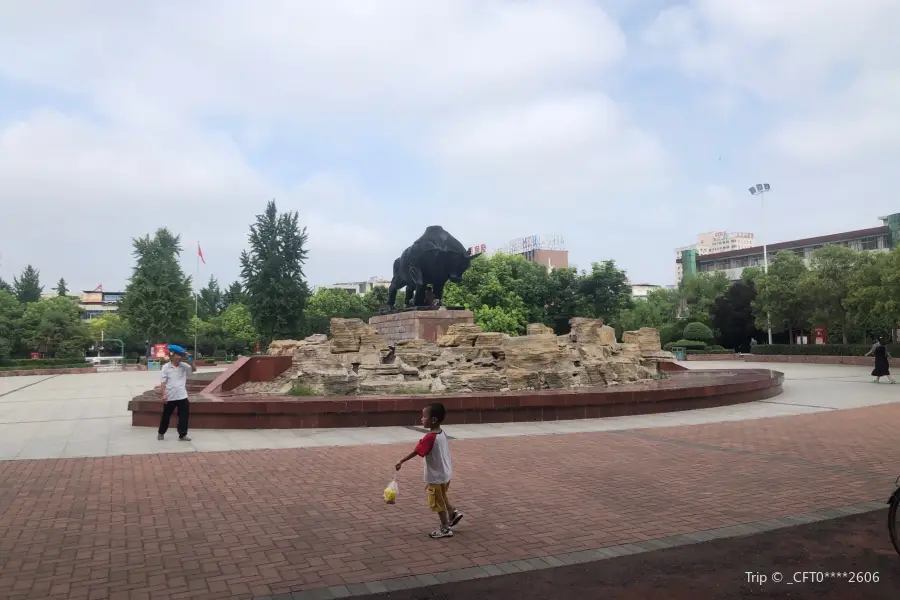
[865,336,895,384]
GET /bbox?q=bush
[751,344,872,356]
[4,357,89,367]
[682,322,714,343]
[664,339,707,351]
[0,362,90,372]
[687,348,735,355]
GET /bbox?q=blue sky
[1,0,898,293]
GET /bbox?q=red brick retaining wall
[0,364,147,377]
[687,354,871,366]
[129,368,783,429]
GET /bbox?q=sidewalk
[1,402,898,599]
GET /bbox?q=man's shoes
[157,434,164,441]
[178,435,192,442]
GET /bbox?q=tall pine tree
[56,277,69,296]
[14,265,43,302]
[222,280,248,308]
[120,228,193,343]
[240,200,310,343]
[198,275,224,319]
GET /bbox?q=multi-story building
[499,235,568,271]
[314,277,391,295]
[79,287,124,320]
[675,231,755,282]
[629,283,664,300]
[677,214,900,282]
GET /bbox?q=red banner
[814,326,827,345]
[152,344,170,359]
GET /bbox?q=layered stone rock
[240,318,674,395]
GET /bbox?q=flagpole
[194,241,199,360]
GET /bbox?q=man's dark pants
[158,398,190,437]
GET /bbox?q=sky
[1,0,899,293]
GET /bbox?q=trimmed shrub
[664,339,707,350]
[682,322,714,343]
[687,348,735,355]
[750,344,872,356]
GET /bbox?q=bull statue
[385,226,481,311]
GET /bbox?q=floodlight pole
[749,184,774,345]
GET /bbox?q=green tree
[752,251,811,342]
[240,200,310,343]
[677,272,730,325]
[198,275,225,319]
[55,278,69,297]
[616,288,679,333]
[362,286,389,314]
[220,303,259,348]
[14,264,43,303]
[307,288,369,320]
[0,290,24,359]
[807,245,869,344]
[850,248,900,341]
[87,313,126,342]
[577,260,632,323]
[119,228,193,343]
[544,267,587,334]
[222,280,248,308]
[19,296,89,358]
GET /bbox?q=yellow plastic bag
[384,477,399,504]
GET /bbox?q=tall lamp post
[749,183,773,344]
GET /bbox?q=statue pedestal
[369,310,474,345]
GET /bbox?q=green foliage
[616,288,679,333]
[55,278,68,297]
[222,280,248,308]
[240,200,310,343]
[677,272,729,325]
[805,245,864,344]
[0,290,24,359]
[13,264,43,303]
[665,339,707,350]
[307,289,370,321]
[219,303,259,348]
[444,253,632,335]
[198,275,224,319]
[686,348,735,355]
[578,260,633,323]
[287,382,318,396]
[682,321,714,342]
[120,228,193,342]
[19,296,89,357]
[750,343,873,356]
[752,251,811,336]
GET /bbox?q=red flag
[198,243,206,264]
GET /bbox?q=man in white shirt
[157,344,197,441]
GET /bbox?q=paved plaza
[1,363,899,598]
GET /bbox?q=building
[630,283,664,300]
[676,215,899,282]
[675,231,755,282]
[39,285,124,319]
[499,235,568,271]
[79,287,124,320]
[314,277,391,295]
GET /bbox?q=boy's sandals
[429,528,453,539]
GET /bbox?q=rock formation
[241,318,674,395]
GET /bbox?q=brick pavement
[1,403,899,600]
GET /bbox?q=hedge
[0,357,89,367]
[682,322,714,343]
[664,339,707,351]
[0,362,91,372]
[750,344,873,356]
[687,348,735,355]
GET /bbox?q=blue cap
[167,344,186,356]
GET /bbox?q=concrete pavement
[0,362,896,461]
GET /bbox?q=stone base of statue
[369,309,475,345]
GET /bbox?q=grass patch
[287,383,319,396]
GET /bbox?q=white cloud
[643,0,900,163]
[432,94,667,205]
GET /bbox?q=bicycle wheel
[888,477,900,558]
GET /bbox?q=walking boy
[157,344,196,441]
[395,402,464,538]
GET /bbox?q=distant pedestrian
[395,402,464,538]
[157,344,197,440]
[865,336,895,384]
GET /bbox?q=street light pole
[749,184,773,345]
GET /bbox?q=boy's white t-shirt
[414,430,453,484]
